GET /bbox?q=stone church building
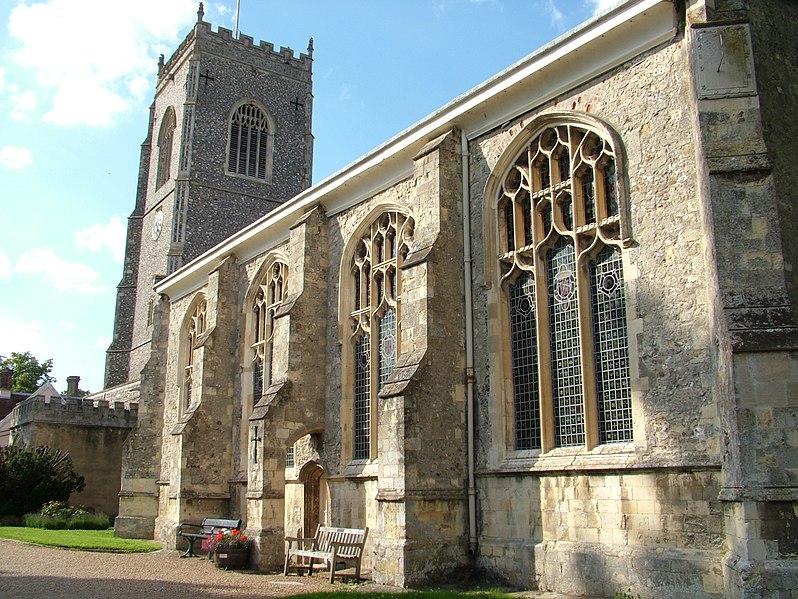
[101,1,798,597]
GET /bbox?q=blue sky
[0,0,612,393]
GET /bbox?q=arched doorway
[299,461,328,536]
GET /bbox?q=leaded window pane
[547,239,584,447]
[354,334,371,460]
[509,272,541,450]
[582,168,596,224]
[253,359,264,400]
[378,308,397,388]
[590,247,633,443]
[604,161,618,215]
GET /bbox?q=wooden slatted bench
[284,525,369,583]
[177,517,242,558]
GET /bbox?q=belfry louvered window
[228,103,270,180]
[252,261,287,402]
[183,298,207,411]
[497,122,633,451]
[349,211,414,460]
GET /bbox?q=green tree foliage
[0,352,55,393]
[0,445,85,517]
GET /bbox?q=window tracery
[348,211,413,460]
[227,102,271,180]
[251,261,288,401]
[497,122,632,451]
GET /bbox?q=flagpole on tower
[234,0,241,38]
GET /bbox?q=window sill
[498,442,637,473]
[341,459,379,479]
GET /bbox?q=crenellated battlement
[10,395,138,429]
[158,18,312,83]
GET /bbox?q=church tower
[105,4,313,388]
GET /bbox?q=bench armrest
[177,522,203,535]
[330,541,365,549]
[285,536,318,550]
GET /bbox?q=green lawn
[0,527,162,553]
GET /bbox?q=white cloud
[588,0,619,14]
[58,320,78,330]
[213,3,231,18]
[9,89,36,121]
[74,216,127,263]
[546,0,564,25]
[0,66,5,93]
[8,0,197,127]
[96,336,110,349]
[0,250,11,278]
[0,145,33,169]
[15,248,105,294]
[0,319,48,358]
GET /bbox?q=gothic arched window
[156,107,176,189]
[497,121,632,451]
[347,211,414,461]
[182,297,207,412]
[251,260,288,401]
[227,102,272,181]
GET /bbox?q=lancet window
[497,122,632,451]
[349,211,414,460]
[156,107,176,189]
[227,102,271,180]
[251,261,288,401]
[183,298,207,411]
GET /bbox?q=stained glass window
[497,121,632,450]
[590,246,633,443]
[509,273,541,450]
[251,261,287,404]
[349,211,414,460]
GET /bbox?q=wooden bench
[177,517,242,558]
[284,525,369,583]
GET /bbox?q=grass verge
[0,527,162,553]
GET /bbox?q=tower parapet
[158,19,312,90]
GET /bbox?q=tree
[0,352,55,393]
[0,444,85,517]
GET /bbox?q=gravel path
[0,539,601,599]
[0,539,396,598]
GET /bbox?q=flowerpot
[213,547,249,570]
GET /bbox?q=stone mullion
[534,247,555,452]
[576,251,599,450]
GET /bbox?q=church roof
[155,0,675,302]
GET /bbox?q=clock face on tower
[151,209,164,240]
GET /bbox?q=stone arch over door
[298,461,328,536]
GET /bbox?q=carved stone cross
[251,425,262,463]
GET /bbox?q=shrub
[24,508,111,530]
[0,445,85,517]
